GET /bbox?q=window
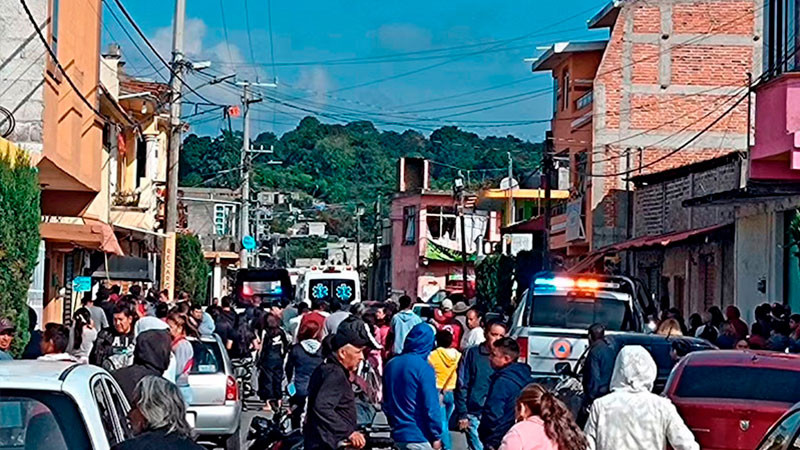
[51,0,60,56]
[135,139,146,188]
[529,294,628,331]
[214,204,234,236]
[562,71,570,111]
[426,206,457,240]
[190,339,224,374]
[307,278,358,302]
[93,379,120,446]
[0,390,91,449]
[553,77,560,114]
[103,379,132,440]
[761,410,800,450]
[675,366,800,402]
[765,0,800,75]
[403,206,416,245]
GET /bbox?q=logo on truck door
[551,339,572,359]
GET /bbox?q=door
[757,409,800,450]
[92,376,126,447]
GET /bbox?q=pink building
[390,158,500,300]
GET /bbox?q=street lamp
[453,172,468,297]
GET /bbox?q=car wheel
[223,425,241,450]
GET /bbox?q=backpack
[233,312,256,359]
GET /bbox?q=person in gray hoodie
[286,320,324,428]
[391,295,422,355]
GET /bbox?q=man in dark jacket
[455,319,507,450]
[383,323,443,450]
[112,329,172,403]
[305,320,373,450]
[582,323,616,404]
[91,301,137,370]
[478,337,532,450]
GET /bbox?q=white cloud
[295,67,334,105]
[375,24,432,52]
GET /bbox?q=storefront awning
[40,220,124,255]
[92,255,153,281]
[569,223,732,273]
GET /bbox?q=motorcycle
[233,357,256,405]
[247,409,396,450]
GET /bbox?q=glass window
[675,366,800,402]
[562,71,570,111]
[51,0,60,55]
[93,380,120,446]
[403,206,416,245]
[0,390,91,449]
[214,204,233,236]
[190,339,225,374]
[307,278,357,303]
[103,379,132,440]
[529,294,628,330]
[761,410,800,450]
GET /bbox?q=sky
[102,0,610,143]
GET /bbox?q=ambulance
[295,265,361,306]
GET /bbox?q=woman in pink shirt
[499,384,587,450]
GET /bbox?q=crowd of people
[4,285,774,450]
[651,303,800,352]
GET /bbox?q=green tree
[278,237,327,266]
[0,149,40,355]
[175,233,210,304]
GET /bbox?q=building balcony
[751,72,800,182]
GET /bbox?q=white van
[295,265,361,305]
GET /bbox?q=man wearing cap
[0,317,15,360]
[305,319,375,450]
[434,300,463,350]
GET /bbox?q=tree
[475,254,516,312]
[175,233,209,304]
[0,147,40,355]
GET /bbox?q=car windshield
[243,280,284,297]
[307,278,357,303]
[190,340,225,374]
[530,294,627,330]
[0,390,91,449]
[675,366,800,403]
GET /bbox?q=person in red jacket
[434,300,464,350]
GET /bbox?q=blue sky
[103,0,609,142]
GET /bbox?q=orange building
[532,41,606,265]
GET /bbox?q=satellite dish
[499,177,519,190]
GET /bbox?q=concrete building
[181,187,241,300]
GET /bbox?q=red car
[664,350,800,450]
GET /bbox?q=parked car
[0,360,131,449]
[755,402,800,449]
[665,350,800,450]
[187,334,243,450]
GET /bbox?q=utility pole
[543,134,554,271]
[237,81,276,269]
[162,0,185,298]
[356,204,365,271]
[371,195,381,299]
[507,152,514,226]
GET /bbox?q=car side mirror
[554,362,572,376]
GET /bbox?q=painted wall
[734,211,781,324]
[750,74,800,180]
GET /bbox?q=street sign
[72,276,91,293]
[242,235,257,251]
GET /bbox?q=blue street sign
[242,235,257,251]
[72,276,92,293]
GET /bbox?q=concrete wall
[182,187,241,252]
[734,212,780,324]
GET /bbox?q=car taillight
[517,336,528,364]
[226,375,239,401]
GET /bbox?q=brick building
[532,0,762,316]
[589,0,760,249]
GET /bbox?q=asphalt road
[202,400,469,450]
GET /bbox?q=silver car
[187,334,243,450]
[0,360,132,449]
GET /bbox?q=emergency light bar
[534,277,620,290]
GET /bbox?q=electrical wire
[243,0,258,70]
[219,0,234,63]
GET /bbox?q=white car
[0,360,132,449]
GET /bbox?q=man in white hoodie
[584,345,699,450]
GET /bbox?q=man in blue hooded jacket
[390,295,423,355]
[478,337,532,450]
[383,323,444,450]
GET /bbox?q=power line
[109,0,220,106]
[18,0,105,118]
[243,0,258,70]
[102,0,168,82]
[219,0,234,62]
